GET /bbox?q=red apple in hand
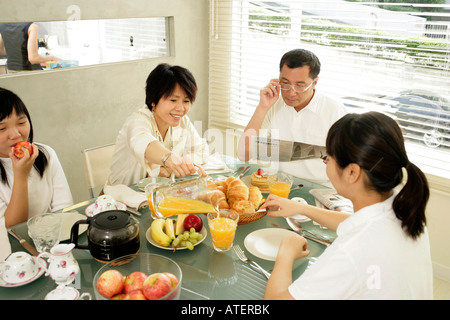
[184,214,203,232]
[123,271,147,293]
[13,141,33,159]
[96,270,124,298]
[142,273,172,300]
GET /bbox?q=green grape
[194,233,203,241]
[189,232,199,240]
[183,231,190,240]
[189,238,198,245]
[185,241,194,250]
[190,227,196,233]
[180,240,187,247]
[172,237,181,247]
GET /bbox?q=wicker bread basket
[236,209,267,225]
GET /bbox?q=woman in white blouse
[107,64,209,186]
[0,88,73,261]
[263,112,432,299]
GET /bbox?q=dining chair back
[81,143,115,198]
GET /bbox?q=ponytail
[392,161,429,239]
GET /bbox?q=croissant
[207,180,218,191]
[248,186,263,211]
[203,189,229,209]
[231,200,255,215]
[215,181,228,194]
[227,179,249,206]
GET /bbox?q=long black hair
[0,87,48,184]
[326,112,429,239]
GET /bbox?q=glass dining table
[0,161,336,300]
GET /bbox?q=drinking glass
[27,213,62,253]
[207,210,239,253]
[268,172,293,198]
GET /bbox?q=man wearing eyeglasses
[238,49,348,185]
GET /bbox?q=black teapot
[70,210,140,262]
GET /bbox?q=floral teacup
[1,251,39,284]
[92,195,119,215]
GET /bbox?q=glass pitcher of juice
[147,176,219,218]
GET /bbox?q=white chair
[81,143,115,198]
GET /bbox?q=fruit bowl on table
[93,253,182,300]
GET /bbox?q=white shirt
[107,106,209,186]
[260,91,347,184]
[288,192,433,300]
[0,144,73,261]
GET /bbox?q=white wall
[0,0,209,202]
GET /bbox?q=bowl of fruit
[93,253,182,300]
[146,214,206,251]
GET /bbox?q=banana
[175,214,189,235]
[151,219,172,247]
[164,218,175,239]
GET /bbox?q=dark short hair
[279,49,321,79]
[145,63,197,111]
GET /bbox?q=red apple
[124,289,147,300]
[142,272,172,300]
[96,270,124,299]
[13,141,33,159]
[183,214,203,232]
[110,293,126,300]
[163,272,180,300]
[123,271,147,293]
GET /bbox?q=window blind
[208,0,450,179]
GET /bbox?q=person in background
[107,63,209,186]
[263,112,432,299]
[0,22,60,73]
[237,49,347,185]
[0,87,73,261]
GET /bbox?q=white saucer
[244,228,297,261]
[85,201,127,217]
[0,257,47,288]
[146,226,207,251]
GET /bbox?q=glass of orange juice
[268,172,293,198]
[207,210,239,252]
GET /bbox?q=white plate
[60,211,88,241]
[244,228,297,261]
[85,201,127,217]
[0,257,47,288]
[146,226,207,251]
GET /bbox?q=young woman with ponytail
[263,111,433,300]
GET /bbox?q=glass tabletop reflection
[0,161,334,300]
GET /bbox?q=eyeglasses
[280,80,315,93]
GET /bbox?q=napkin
[103,184,148,210]
[202,153,233,174]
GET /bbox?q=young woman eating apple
[0,87,73,261]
